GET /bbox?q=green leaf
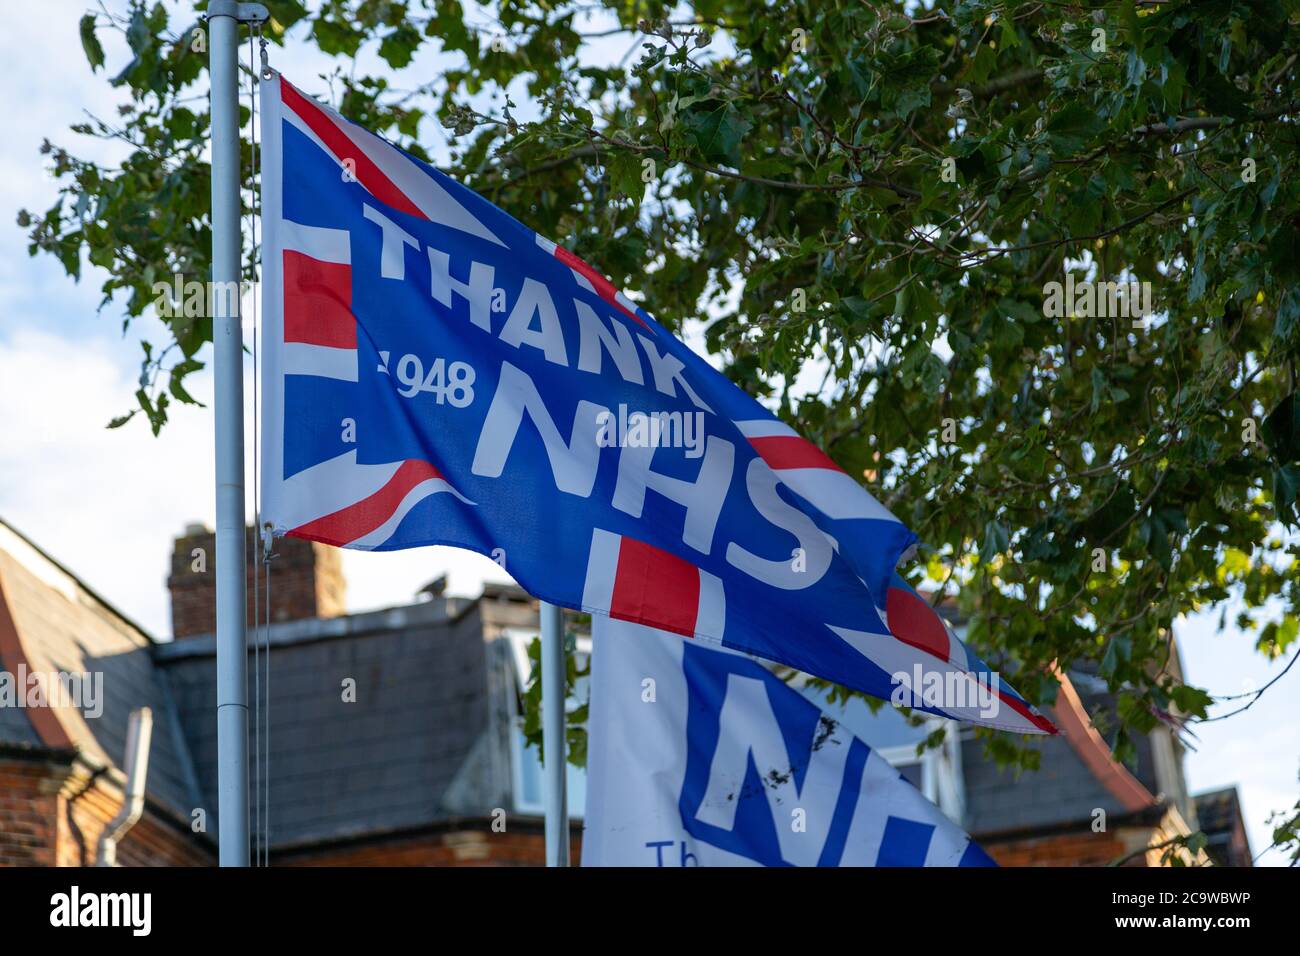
[679,103,751,167]
[106,410,137,430]
[1263,393,1300,464]
[79,14,105,72]
[894,84,931,118]
[606,150,645,205]
[1272,464,1300,520]
[378,23,421,68]
[981,520,1009,562]
[1273,287,1300,345]
[1045,104,1105,157]
[1169,684,1212,719]
[1090,367,1107,414]
[1101,634,1131,678]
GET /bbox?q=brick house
[0,517,1248,866]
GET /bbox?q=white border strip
[282,342,359,382]
[582,527,621,611]
[281,219,351,264]
[260,71,287,529]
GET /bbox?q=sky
[0,1,1293,865]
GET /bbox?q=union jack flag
[260,73,1053,734]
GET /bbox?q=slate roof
[0,521,202,822]
[155,598,517,847]
[963,673,1166,836]
[0,693,42,748]
[964,733,1132,834]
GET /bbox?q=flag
[581,615,998,867]
[259,72,1053,733]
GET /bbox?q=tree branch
[1134,101,1299,135]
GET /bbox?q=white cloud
[0,326,213,634]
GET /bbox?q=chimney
[167,524,346,639]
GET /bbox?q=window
[502,629,589,818]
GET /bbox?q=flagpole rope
[262,536,271,866]
[256,28,273,870]
[244,23,275,867]
[244,25,262,868]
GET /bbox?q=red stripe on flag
[886,585,1058,733]
[1000,692,1059,735]
[283,251,355,348]
[280,78,425,221]
[610,537,700,637]
[884,585,951,663]
[552,245,650,330]
[748,436,845,473]
[289,460,443,547]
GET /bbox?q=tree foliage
[24,0,1300,843]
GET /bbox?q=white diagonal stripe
[349,478,473,550]
[275,452,400,533]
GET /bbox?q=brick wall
[168,526,346,639]
[982,817,1201,867]
[0,758,60,866]
[55,768,213,867]
[985,830,1143,867]
[0,755,212,867]
[278,821,582,867]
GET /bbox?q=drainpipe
[97,707,154,867]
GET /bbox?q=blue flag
[260,73,1052,734]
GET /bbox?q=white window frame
[875,719,966,825]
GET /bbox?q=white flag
[582,616,997,867]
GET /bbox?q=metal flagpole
[540,600,569,866]
[208,0,267,868]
